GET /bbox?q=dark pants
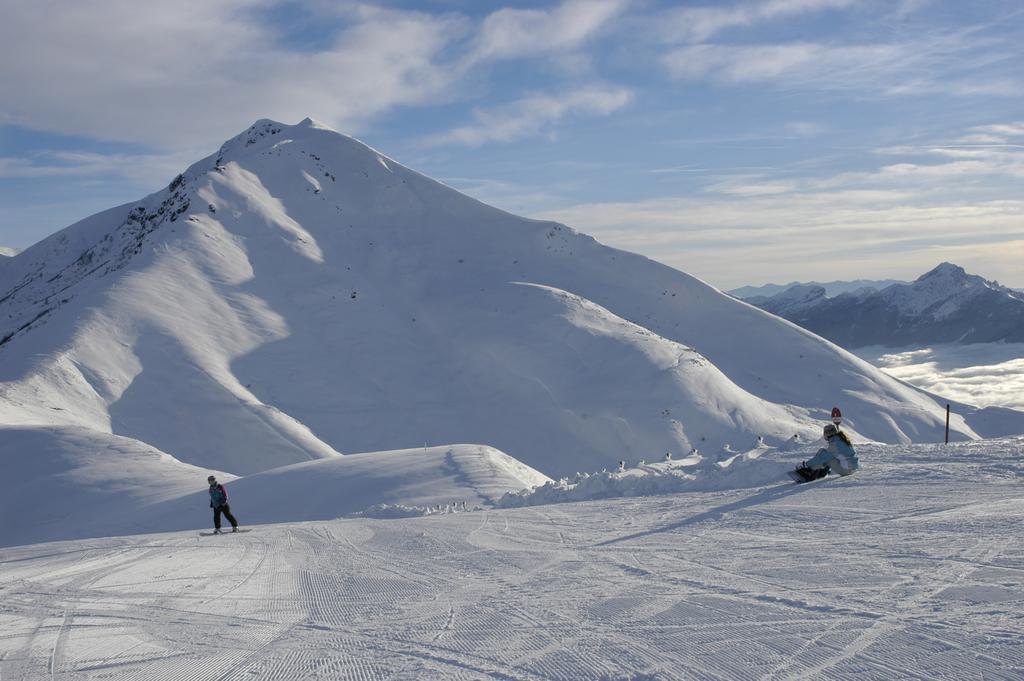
[213,504,238,530]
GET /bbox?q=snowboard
[199,528,251,536]
[789,466,829,484]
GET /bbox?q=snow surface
[2,437,1023,679]
[2,118,1019,488]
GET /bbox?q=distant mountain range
[729,278,905,299]
[736,263,1024,347]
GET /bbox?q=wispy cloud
[468,0,628,63]
[660,9,1022,99]
[660,36,1020,98]
[658,0,857,44]
[425,86,632,147]
[538,193,1024,287]
[0,150,198,186]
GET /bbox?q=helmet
[823,423,839,438]
[207,475,217,483]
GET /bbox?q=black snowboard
[789,465,829,484]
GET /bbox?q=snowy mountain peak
[297,116,337,132]
[919,261,967,280]
[895,262,996,317]
[914,262,978,290]
[743,284,827,317]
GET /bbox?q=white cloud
[785,121,826,137]
[469,0,629,63]
[702,179,799,196]
[425,86,632,147]
[661,24,1022,99]
[659,0,856,43]
[0,0,635,152]
[961,122,1024,142]
[664,42,903,84]
[0,1,467,149]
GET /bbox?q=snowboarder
[791,423,859,483]
[207,475,239,533]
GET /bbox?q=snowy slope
[1,119,1020,487]
[0,426,548,548]
[0,247,14,277]
[2,437,1022,679]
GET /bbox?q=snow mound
[223,444,550,527]
[351,502,480,519]
[0,426,234,547]
[0,431,548,547]
[498,444,815,508]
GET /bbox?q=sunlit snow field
[857,343,1024,410]
[3,439,1023,680]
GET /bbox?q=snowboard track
[2,455,1024,679]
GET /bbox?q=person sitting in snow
[793,423,859,482]
[207,475,240,533]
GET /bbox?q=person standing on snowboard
[207,475,239,533]
[794,423,859,482]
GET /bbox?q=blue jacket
[808,433,859,474]
[209,483,229,508]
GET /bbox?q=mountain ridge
[745,262,1024,347]
[730,277,905,299]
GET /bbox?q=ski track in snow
[2,447,1024,680]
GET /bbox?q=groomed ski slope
[2,439,1022,680]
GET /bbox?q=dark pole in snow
[945,403,950,444]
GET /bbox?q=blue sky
[1,0,1022,288]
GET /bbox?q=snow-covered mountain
[746,263,1024,347]
[1,119,1021,501]
[730,277,904,299]
[741,283,829,317]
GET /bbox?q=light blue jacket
[807,434,859,474]
[209,483,229,508]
